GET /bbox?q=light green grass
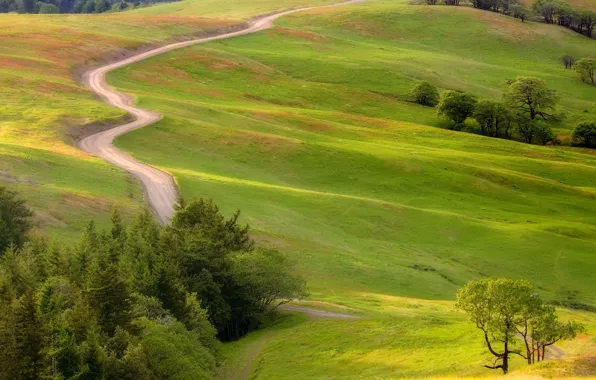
[0,0,332,238]
[127,0,338,19]
[111,1,596,306]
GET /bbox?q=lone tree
[559,55,576,69]
[510,4,530,22]
[0,187,33,255]
[437,90,477,129]
[574,58,596,86]
[503,77,558,121]
[572,121,596,147]
[456,278,584,374]
[410,81,439,107]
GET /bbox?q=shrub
[572,121,596,147]
[559,55,576,69]
[410,81,439,107]
[38,2,58,12]
[437,90,477,128]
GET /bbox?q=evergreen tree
[86,249,132,336]
[14,292,45,380]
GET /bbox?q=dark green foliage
[410,81,439,107]
[0,0,175,13]
[559,55,576,69]
[472,99,514,138]
[14,292,45,380]
[0,192,304,379]
[86,247,133,336]
[531,0,596,37]
[0,186,33,255]
[437,90,477,128]
[572,121,596,147]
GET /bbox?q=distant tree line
[0,191,305,379]
[410,77,596,148]
[423,0,596,39]
[0,0,175,14]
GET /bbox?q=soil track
[78,0,363,224]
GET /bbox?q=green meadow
[0,0,595,377]
[106,1,596,376]
[0,0,330,239]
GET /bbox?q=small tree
[535,122,556,145]
[572,121,596,147]
[559,55,576,69]
[410,81,439,107]
[473,100,514,138]
[437,90,477,129]
[0,187,33,255]
[503,76,558,120]
[510,4,530,22]
[457,278,584,374]
[574,58,596,86]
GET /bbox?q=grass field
[0,0,330,239]
[105,2,596,377]
[1,0,595,377]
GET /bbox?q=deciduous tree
[574,58,596,86]
[437,90,477,128]
[503,77,558,120]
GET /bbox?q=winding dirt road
[78,0,362,225]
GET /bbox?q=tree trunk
[502,342,509,374]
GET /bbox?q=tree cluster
[457,278,585,374]
[429,77,563,145]
[532,0,596,38]
[0,192,305,379]
[0,0,174,14]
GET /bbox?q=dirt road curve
[78,0,363,225]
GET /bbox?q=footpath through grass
[0,0,331,239]
[107,2,596,376]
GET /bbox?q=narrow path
[279,304,360,319]
[78,0,363,225]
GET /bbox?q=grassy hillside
[111,1,596,305]
[106,3,596,376]
[0,0,330,239]
[128,0,337,19]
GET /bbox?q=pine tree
[71,221,98,285]
[86,251,132,337]
[14,292,45,380]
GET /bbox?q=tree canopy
[503,77,558,121]
[437,90,477,128]
[0,194,306,379]
[572,121,596,147]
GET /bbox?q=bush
[410,81,439,107]
[572,121,596,147]
[437,90,477,129]
[559,55,576,69]
[38,2,58,12]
